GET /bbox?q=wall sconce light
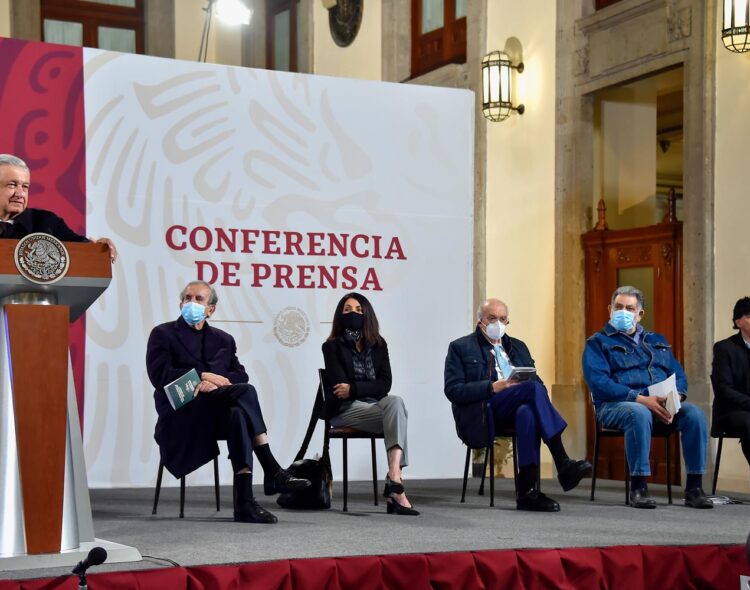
[722,0,750,53]
[481,50,525,122]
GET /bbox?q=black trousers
[714,410,750,466]
[211,384,268,472]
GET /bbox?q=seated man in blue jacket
[582,285,712,509]
[445,298,591,512]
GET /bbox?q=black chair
[152,457,220,518]
[460,426,519,508]
[318,368,382,512]
[711,422,742,494]
[590,414,675,505]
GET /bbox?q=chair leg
[371,438,378,506]
[478,446,489,496]
[213,457,220,512]
[461,447,471,503]
[152,461,164,515]
[342,438,349,512]
[624,458,630,506]
[666,434,673,505]
[489,441,495,508]
[712,437,724,495]
[590,430,601,501]
[511,434,518,497]
[179,476,186,518]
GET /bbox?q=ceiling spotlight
[215,0,252,26]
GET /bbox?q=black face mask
[341,311,364,331]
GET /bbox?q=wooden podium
[0,239,140,569]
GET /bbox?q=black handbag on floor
[277,390,332,510]
[277,457,332,510]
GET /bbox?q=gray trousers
[329,395,409,467]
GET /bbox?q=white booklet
[647,373,681,417]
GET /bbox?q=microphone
[72,546,107,575]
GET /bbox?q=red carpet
[1,544,747,589]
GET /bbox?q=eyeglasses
[486,315,510,325]
[612,304,641,313]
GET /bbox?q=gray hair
[0,154,29,172]
[610,285,644,309]
[476,298,509,320]
[180,280,218,306]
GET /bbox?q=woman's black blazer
[321,338,392,420]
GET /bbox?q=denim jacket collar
[602,322,646,340]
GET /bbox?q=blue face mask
[610,309,636,332]
[181,302,207,326]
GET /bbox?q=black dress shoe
[234,499,278,524]
[557,459,593,492]
[684,487,714,509]
[263,468,311,496]
[629,488,657,509]
[516,489,560,512]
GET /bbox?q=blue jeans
[489,380,567,468]
[596,401,708,476]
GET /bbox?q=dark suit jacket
[1,208,88,241]
[146,317,250,477]
[711,333,750,419]
[321,337,392,420]
[444,327,541,448]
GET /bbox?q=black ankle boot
[233,473,278,524]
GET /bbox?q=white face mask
[484,320,506,341]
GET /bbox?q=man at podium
[0,154,117,261]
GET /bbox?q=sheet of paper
[647,373,681,417]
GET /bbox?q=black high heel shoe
[386,496,420,516]
[383,475,404,498]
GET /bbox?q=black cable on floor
[141,554,181,567]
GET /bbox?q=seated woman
[322,292,418,515]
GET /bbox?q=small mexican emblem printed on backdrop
[274,307,310,347]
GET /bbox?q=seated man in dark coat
[0,153,117,261]
[711,296,750,473]
[146,280,309,523]
[444,298,591,512]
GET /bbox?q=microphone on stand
[72,546,107,589]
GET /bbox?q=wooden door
[582,218,683,485]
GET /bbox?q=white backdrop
[81,49,475,487]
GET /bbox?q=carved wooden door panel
[582,220,683,485]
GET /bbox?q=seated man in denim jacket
[582,285,712,509]
[445,298,591,512]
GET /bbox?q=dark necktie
[0,221,10,238]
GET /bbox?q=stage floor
[3,477,749,581]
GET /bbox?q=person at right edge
[711,296,750,476]
[583,285,712,509]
